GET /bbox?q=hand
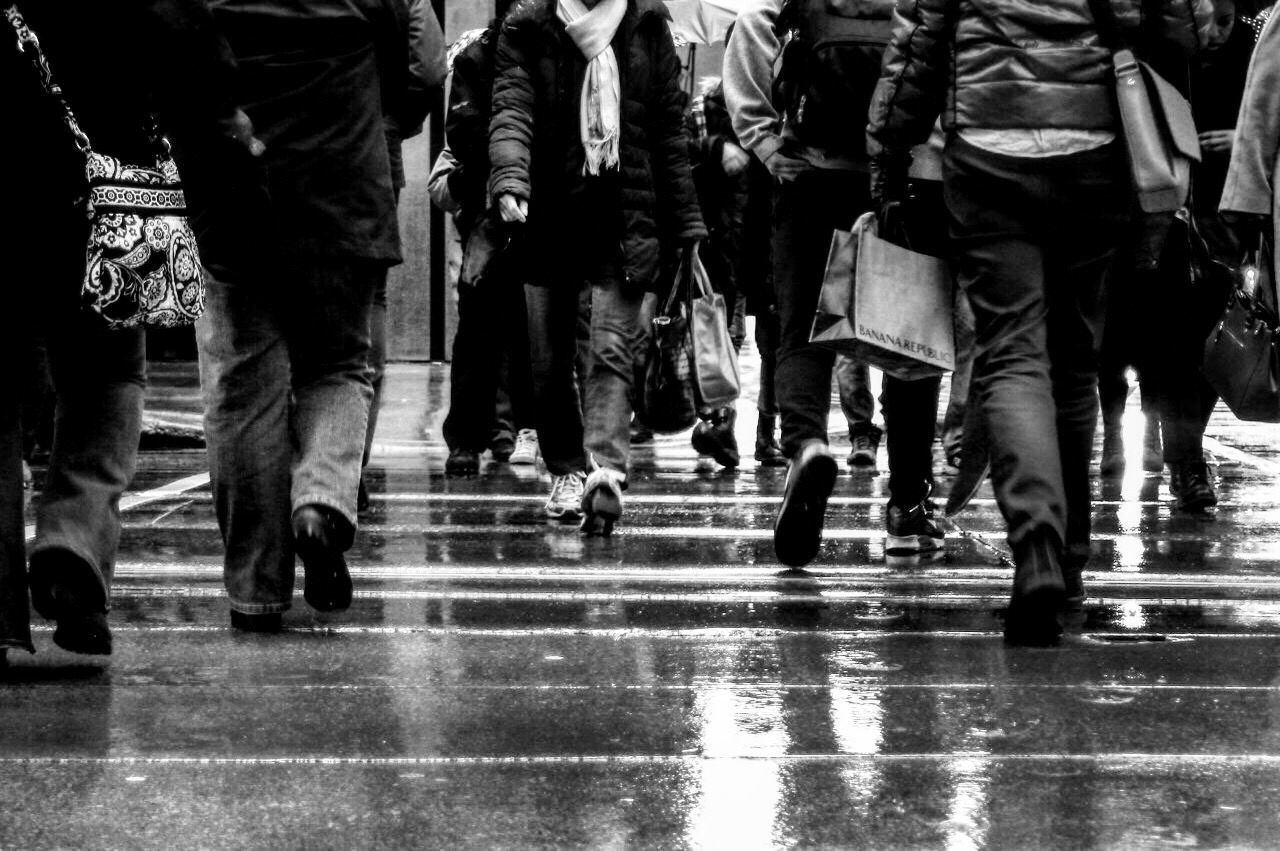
[720,141,750,176]
[869,153,909,207]
[763,149,809,182]
[223,108,265,157]
[1198,129,1234,154]
[497,193,528,223]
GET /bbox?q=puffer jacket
[488,0,706,291]
[866,0,1216,157]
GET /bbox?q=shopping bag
[1203,237,1280,422]
[687,244,741,410]
[640,256,699,434]
[810,211,954,380]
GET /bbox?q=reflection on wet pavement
[6,362,1280,849]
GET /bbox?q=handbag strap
[4,5,92,153]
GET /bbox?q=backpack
[775,0,895,157]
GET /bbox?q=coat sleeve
[488,24,536,204]
[865,0,955,160]
[1220,11,1280,219]
[649,17,707,241]
[722,0,786,166]
[395,0,448,137]
[373,0,414,132]
[141,0,240,131]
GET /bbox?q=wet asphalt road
[6,355,1280,850]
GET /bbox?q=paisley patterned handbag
[6,5,205,329]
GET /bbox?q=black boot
[691,407,740,468]
[754,413,786,466]
[1169,460,1217,512]
[1004,534,1066,646]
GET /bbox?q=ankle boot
[1100,423,1125,478]
[754,413,786,466]
[1170,460,1217,512]
[1142,415,1163,473]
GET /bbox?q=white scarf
[557,0,625,174]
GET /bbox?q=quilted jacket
[866,0,1217,157]
[488,0,706,291]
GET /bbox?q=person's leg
[285,258,379,535]
[527,283,588,475]
[837,355,880,467]
[196,269,295,616]
[773,170,861,458]
[941,290,976,465]
[443,282,502,473]
[772,169,865,566]
[583,273,646,476]
[753,306,786,465]
[882,374,944,553]
[362,273,388,469]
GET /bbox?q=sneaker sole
[885,533,943,554]
[509,454,538,465]
[546,505,583,523]
[774,452,839,568]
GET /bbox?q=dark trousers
[944,136,1128,562]
[442,277,534,451]
[1108,218,1226,465]
[1,315,145,653]
[772,169,873,457]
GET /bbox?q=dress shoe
[1004,534,1066,646]
[774,440,839,568]
[29,549,112,656]
[754,413,786,466]
[292,505,353,612]
[230,610,284,633]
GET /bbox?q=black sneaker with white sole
[885,501,944,554]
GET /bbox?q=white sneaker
[510,428,540,465]
[545,471,586,522]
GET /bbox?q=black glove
[869,152,911,237]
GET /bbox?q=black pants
[443,275,534,452]
[772,168,940,506]
[944,136,1128,562]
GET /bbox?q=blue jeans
[526,274,645,477]
[197,258,378,614]
[944,136,1127,561]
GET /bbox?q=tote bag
[810,211,954,380]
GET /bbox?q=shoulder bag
[6,5,205,329]
[1203,234,1280,422]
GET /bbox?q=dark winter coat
[867,0,1216,158]
[446,22,504,235]
[488,0,706,291]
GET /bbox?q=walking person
[488,0,706,534]
[189,0,412,631]
[2,0,252,658]
[867,0,1214,643]
[725,0,948,567]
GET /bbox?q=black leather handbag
[1203,236,1280,423]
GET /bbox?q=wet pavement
[7,352,1280,849]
